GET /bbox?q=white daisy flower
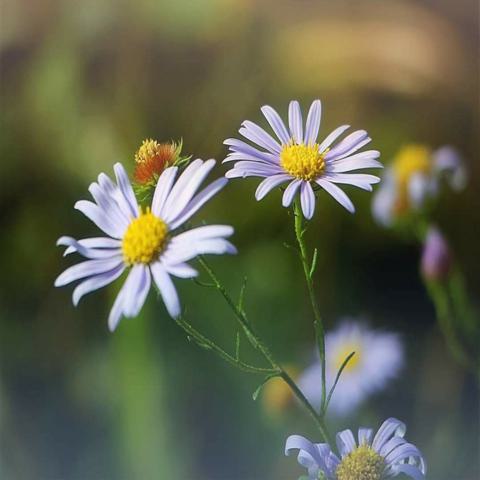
[223,99,382,219]
[55,160,236,331]
[286,417,426,480]
[372,144,466,226]
[298,320,403,416]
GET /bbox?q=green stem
[293,202,327,415]
[174,315,276,375]
[198,257,332,445]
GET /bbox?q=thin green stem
[293,202,327,415]
[198,257,333,445]
[174,315,276,375]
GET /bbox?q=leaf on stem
[237,276,248,313]
[252,372,281,401]
[324,351,355,413]
[309,248,318,278]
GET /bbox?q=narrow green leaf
[235,332,241,361]
[309,248,318,278]
[238,276,248,312]
[324,351,355,413]
[252,373,280,401]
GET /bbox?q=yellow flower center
[392,144,432,215]
[336,445,385,480]
[333,343,360,373]
[122,208,168,265]
[135,139,164,164]
[280,143,326,181]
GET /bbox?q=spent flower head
[55,160,235,331]
[223,99,382,219]
[286,417,426,480]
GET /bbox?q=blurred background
[1,0,479,478]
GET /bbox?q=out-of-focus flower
[55,160,235,331]
[285,417,426,480]
[421,226,452,281]
[298,321,403,416]
[261,365,298,415]
[224,100,381,219]
[372,144,465,226]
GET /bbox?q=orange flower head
[134,139,177,184]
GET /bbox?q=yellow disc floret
[135,139,164,164]
[122,208,168,265]
[336,445,385,480]
[280,143,326,181]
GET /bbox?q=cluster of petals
[224,99,382,219]
[55,160,235,330]
[286,418,426,480]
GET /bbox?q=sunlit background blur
[1,0,479,478]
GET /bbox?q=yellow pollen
[280,143,325,181]
[135,139,164,164]
[336,445,385,480]
[334,344,360,373]
[122,208,168,265]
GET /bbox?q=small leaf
[235,332,241,360]
[252,373,280,401]
[238,276,248,312]
[324,351,355,413]
[309,248,318,278]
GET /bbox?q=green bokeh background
[1,0,478,478]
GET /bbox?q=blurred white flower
[298,320,403,416]
[372,144,465,226]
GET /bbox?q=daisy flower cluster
[54,99,431,480]
[372,144,465,226]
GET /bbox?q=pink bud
[421,227,452,281]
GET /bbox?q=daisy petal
[255,174,291,200]
[168,177,228,230]
[57,236,122,259]
[240,122,282,153]
[300,181,315,219]
[164,262,198,278]
[152,166,178,217]
[114,163,139,218]
[288,100,303,144]
[325,130,368,161]
[73,263,125,306]
[282,179,302,207]
[74,200,125,239]
[150,262,181,318]
[316,179,355,213]
[318,125,350,153]
[304,100,322,146]
[55,257,123,287]
[261,105,291,144]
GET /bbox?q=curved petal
[288,100,303,144]
[240,121,282,153]
[318,125,350,153]
[336,429,357,457]
[113,163,139,218]
[316,179,355,213]
[150,262,181,318]
[163,239,237,265]
[372,418,406,452]
[55,257,124,287]
[172,225,234,244]
[151,166,178,217]
[391,463,426,480]
[62,237,121,256]
[300,181,316,219]
[255,174,291,200]
[223,138,278,164]
[72,263,125,306]
[304,100,322,146]
[325,130,369,161]
[57,236,122,259]
[261,105,291,144]
[120,264,149,318]
[358,428,374,446]
[88,182,130,228]
[282,179,302,207]
[168,177,228,230]
[164,262,198,278]
[162,159,216,222]
[321,173,380,191]
[74,200,125,239]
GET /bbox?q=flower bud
[421,227,452,281]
